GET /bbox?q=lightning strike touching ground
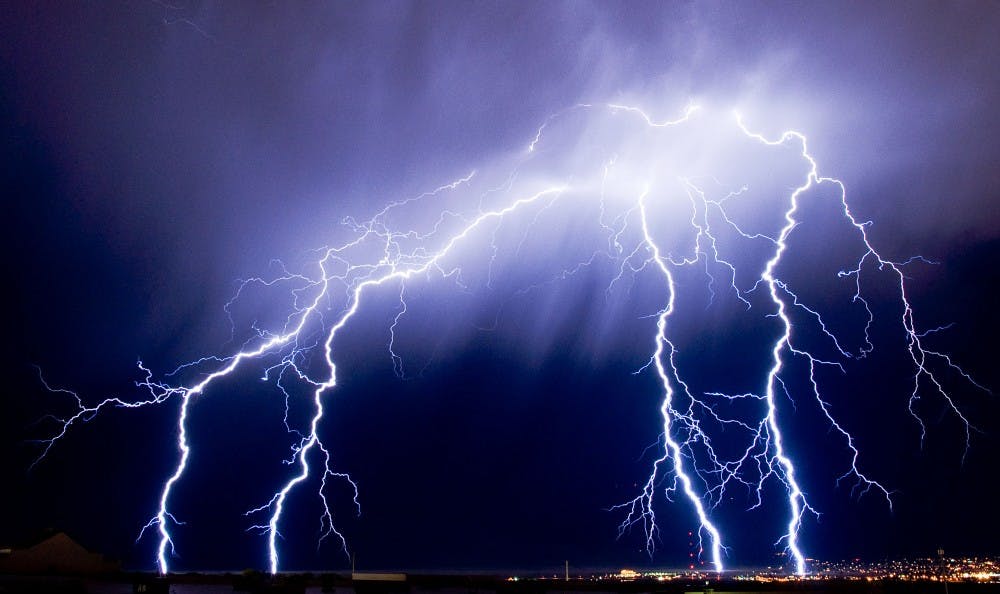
[33,103,986,576]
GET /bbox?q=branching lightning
[34,102,986,576]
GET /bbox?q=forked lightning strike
[34,103,985,576]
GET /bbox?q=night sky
[2,1,999,574]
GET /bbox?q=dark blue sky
[2,1,998,573]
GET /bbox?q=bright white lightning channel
[35,103,985,576]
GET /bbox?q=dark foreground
[2,572,1000,594]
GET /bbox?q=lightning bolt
[33,102,986,576]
